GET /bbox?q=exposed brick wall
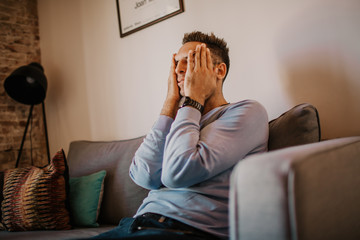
[0,0,47,170]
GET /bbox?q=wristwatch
[179,96,204,113]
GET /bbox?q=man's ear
[215,63,227,81]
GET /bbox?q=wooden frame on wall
[116,0,184,38]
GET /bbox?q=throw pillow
[0,172,4,230]
[69,170,106,227]
[268,103,321,151]
[1,150,71,231]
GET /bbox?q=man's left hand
[184,44,218,105]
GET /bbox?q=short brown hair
[182,31,230,81]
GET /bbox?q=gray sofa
[230,136,360,240]
[1,136,148,240]
[1,103,359,240]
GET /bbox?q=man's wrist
[185,93,205,106]
[179,96,204,113]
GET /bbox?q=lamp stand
[15,103,51,168]
[42,101,51,164]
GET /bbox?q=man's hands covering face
[161,44,218,118]
[184,44,218,105]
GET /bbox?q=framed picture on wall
[116,0,184,38]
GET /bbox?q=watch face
[178,96,188,107]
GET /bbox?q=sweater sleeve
[161,101,269,188]
[129,115,173,190]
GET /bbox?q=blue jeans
[86,213,222,240]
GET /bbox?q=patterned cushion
[1,150,71,231]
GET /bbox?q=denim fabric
[83,214,221,240]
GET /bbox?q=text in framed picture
[116,0,184,38]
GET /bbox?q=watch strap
[180,96,204,113]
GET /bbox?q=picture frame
[116,0,184,38]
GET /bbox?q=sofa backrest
[65,103,320,225]
[67,136,149,225]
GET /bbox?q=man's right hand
[160,54,181,119]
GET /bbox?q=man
[93,31,268,240]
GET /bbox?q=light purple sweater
[129,100,269,238]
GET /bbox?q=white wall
[38,0,360,155]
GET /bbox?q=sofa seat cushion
[0,225,115,240]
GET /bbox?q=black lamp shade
[4,62,47,105]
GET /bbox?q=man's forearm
[160,97,179,119]
[129,115,173,190]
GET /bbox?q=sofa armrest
[230,136,360,240]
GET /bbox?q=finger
[195,44,201,70]
[206,48,214,70]
[187,50,194,72]
[170,53,176,71]
[169,54,177,80]
[201,44,207,68]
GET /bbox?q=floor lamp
[4,62,50,167]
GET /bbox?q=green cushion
[69,170,106,227]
